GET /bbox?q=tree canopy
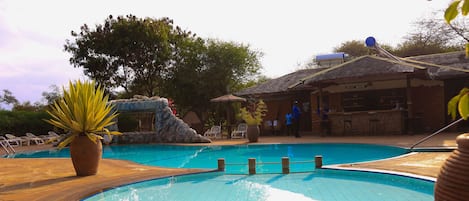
[64,14,262,114]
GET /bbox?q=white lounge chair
[46,131,62,143]
[231,123,248,139]
[203,125,222,139]
[5,133,27,146]
[25,133,45,145]
[0,136,16,154]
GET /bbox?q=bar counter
[327,109,406,135]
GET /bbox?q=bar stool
[368,112,380,135]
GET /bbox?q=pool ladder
[410,117,463,150]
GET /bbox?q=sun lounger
[0,136,16,154]
[231,123,247,139]
[25,133,45,145]
[5,133,27,146]
[203,125,222,139]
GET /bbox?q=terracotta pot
[69,135,103,176]
[434,133,469,201]
[247,125,259,143]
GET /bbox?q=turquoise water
[10,143,409,174]
[83,170,434,201]
[11,143,433,200]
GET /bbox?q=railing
[410,117,464,150]
[217,155,323,175]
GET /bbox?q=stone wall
[110,96,211,143]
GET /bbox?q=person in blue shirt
[285,112,293,136]
[292,101,301,138]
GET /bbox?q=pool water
[11,143,433,200]
[11,143,409,174]
[83,170,434,201]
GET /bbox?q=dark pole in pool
[315,155,323,168]
[248,158,256,174]
[218,158,225,171]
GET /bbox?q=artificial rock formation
[110,96,211,143]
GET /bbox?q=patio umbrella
[210,94,246,138]
[210,94,246,103]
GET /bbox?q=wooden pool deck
[0,132,461,200]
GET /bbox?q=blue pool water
[83,170,434,201]
[11,143,434,200]
[11,143,409,174]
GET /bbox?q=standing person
[285,112,293,136]
[292,101,301,138]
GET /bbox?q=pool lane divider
[217,155,324,174]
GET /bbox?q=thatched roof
[235,68,323,96]
[403,51,469,79]
[297,51,469,86]
[237,51,469,96]
[299,55,425,85]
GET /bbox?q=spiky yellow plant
[45,80,120,149]
[239,99,268,125]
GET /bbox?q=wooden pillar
[248,158,256,174]
[218,158,225,171]
[282,157,290,174]
[406,76,413,118]
[406,76,414,134]
[318,86,324,118]
[315,155,323,168]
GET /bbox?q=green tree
[393,13,463,57]
[41,85,61,105]
[333,40,371,57]
[65,15,263,118]
[0,89,18,106]
[64,15,194,97]
[163,39,262,114]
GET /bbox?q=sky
[0,0,452,108]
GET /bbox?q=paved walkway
[0,132,461,200]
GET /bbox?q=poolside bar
[327,109,406,135]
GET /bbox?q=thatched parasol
[210,94,246,103]
[210,94,246,138]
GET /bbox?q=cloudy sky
[0,0,451,107]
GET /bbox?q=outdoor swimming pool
[12,143,409,174]
[83,170,434,201]
[10,143,434,200]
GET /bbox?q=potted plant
[434,87,469,200]
[45,80,121,176]
[239,99,267,142]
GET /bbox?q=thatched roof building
[235,51,469,136]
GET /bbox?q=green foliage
[448,87,469,120]
[64,15,263,116]
[445,0,469,23]
[45,80,121,149]
[0,89,18,108]
[0,110,53,135]
[238,100,267,125]
[333,40,373,57]
[164,39,262,114]
[64,15,189,96]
